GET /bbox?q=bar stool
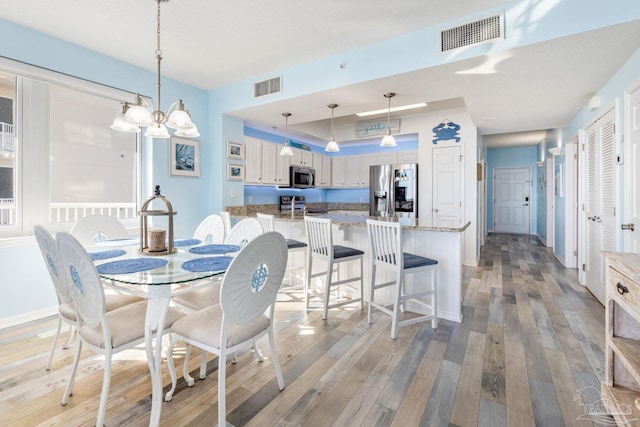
[257,213,307,289]
[304,216,363,319]
[366,218,438,339]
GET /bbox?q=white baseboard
[0,306,58,330]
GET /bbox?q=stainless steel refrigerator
[369,163,418,218]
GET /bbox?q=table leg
[145,286,171,427]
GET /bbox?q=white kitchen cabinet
[263,141,291,186]
[375,151,397,165]
[397,150,419,164]
[244,137,263,184]
[343,154,374,188]
[276,149,291,186]
[291,148,313,167]
[261,141,278,185]
[359,153,375,187]
[313,153,331,187]
[332,156,347,187]
[244,138,290,186]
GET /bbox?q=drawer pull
[617,282,629,295]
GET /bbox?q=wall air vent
[439,14,504,53]
[254,76,281,98]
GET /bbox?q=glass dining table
[90,238,240,427]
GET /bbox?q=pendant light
[380,92,397,147]
[279,112,293,156]
[111,0,198,139]
[325,104,340,152]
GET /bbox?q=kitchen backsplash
[225,202,368,216]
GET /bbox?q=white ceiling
[0,1,638,148]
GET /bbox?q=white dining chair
[55,231,184,427]
[366,219,438,339]
[69,214,129,246]
[257,212,307,289]
[34,225,142,371]
[304,216,364,319]
[224,217,263,247]
[164,231,287,427]
[219,211,232,240]
[192,214,226,244]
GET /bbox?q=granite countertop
[270,212,471,233]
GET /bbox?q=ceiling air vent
[440,14,504,53]
[254,76,281,98]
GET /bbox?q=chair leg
[431,268,438,329]
[199,349,208,379]
[359,257,364,310]
[46,317,63,371]
[322,261,333,320]
[368,265,377,324]
[96,349,113,427]
[254,342,264,362]
[305,255,313,310]
[218,349,227,427]
[391,273,404,340]
[61,340,82,406]
[62,324,75,349]
[269,327,285,390]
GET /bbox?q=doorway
[493,167,531,234]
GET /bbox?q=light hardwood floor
[0,234,609,426]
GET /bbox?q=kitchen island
[266,213,470,323]
[232,209,471,322]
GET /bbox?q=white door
[493,167,531,234]
[432,146,462,226]
[624,83,640,252]
[584,107,617,305]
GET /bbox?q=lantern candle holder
[139,185,177,256]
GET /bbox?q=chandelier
[111,0,198,138]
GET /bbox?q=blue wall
[486,146,539,233]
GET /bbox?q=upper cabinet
[397,150,419,164]
[332,156,347,187]
[313,153,331,187]
[262,141,290,186]
[244,136,417,189]
[375,151,398,165]
[244,137,263,184]
[335,153,375,188]
[244,138,290,186]
[374,150,418,165]
[291,148,313,167]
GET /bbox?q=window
[0,61,139,239]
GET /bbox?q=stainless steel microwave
[290,166,315,188]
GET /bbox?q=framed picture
[227,163,244,181]
[555,164,563,197]
[227,141,243,159]
[170,137,200,177]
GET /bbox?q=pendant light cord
[155,0,163,120]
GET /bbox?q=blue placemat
[88,249,127,261]
[189,244,241,255]
[173,238,201,247]
[97,258,168,274]
[182,256,233,272]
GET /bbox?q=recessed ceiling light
[356,102,427,117]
